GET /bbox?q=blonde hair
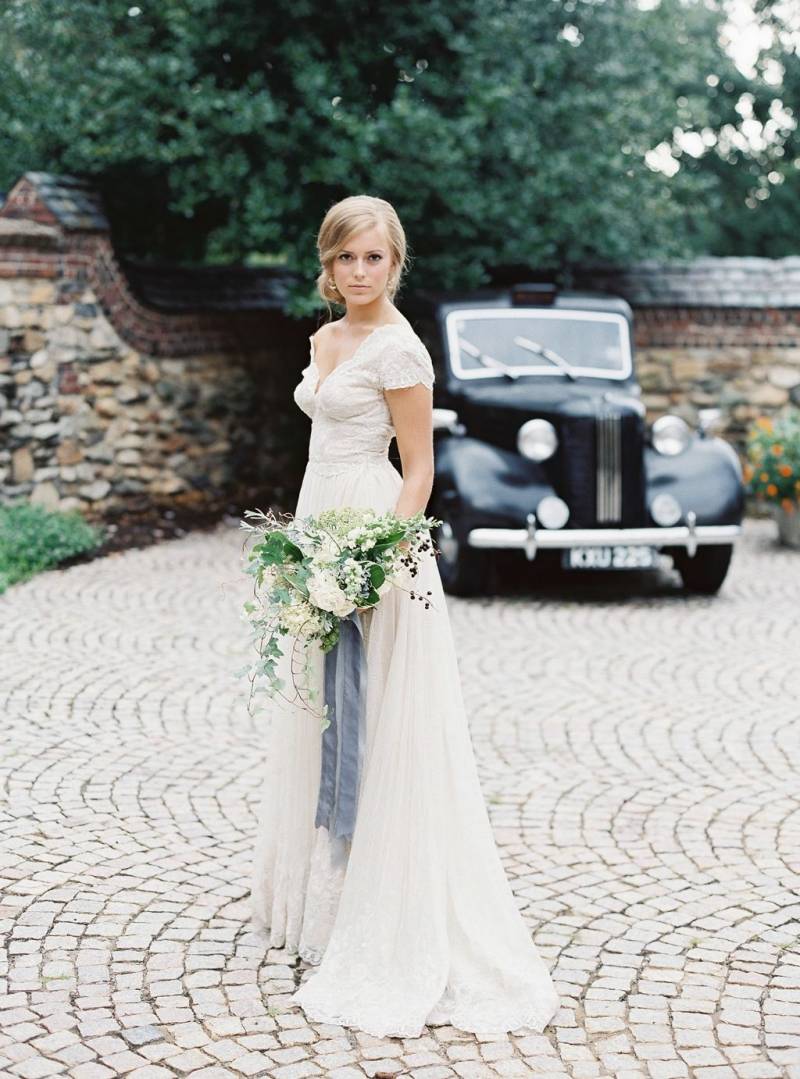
[315,195,409,321]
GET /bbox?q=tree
[0,0,787,315]
[686,0,800,255]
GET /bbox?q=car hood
[447,378,645,452]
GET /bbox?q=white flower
[307,567,338,593]
[307,570,355,618]
[280,600,323,637]
[261,564,279,588]
[316,536,341,562]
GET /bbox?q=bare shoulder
[311,321,336,347]
[388,314,414,331]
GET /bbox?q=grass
[0,500,106,594]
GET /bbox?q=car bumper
[467,514,741,560]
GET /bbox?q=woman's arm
[384,383,435,520]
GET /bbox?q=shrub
[0,501,105,594]
[745,409,800,513]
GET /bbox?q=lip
[349,284,369,289]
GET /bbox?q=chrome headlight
[537,495,570,529]
[651,415,691,456]
[518,418,558,462]
[650,493,682,527]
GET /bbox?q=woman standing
[249,194,560,1038]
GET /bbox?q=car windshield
[446,309,632,380]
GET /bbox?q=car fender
[433,436,555,528]
[645,437,745,526]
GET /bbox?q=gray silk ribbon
[315,608,366,849]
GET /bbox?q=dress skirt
[249,454,560,1038]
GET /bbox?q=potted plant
[745,408,800,548]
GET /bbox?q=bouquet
[238,506,441,724]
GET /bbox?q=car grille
[596,411,622,522]
[558,410,645,527]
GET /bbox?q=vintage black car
[403,282,745,596]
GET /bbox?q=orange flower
[781,498,795,514]
[767,483,778,496]
[760,472,769,483]
[756,417,774,432]
[771,444,783,456]
[779,464,793,477]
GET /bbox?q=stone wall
[632,306,800,444]
[2,276,240,513]
[0,176,311,520]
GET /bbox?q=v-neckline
[310,322,407,396]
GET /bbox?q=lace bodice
[293,323,435,466]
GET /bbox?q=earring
[328,277,340,293]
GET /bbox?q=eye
[370,254,382,261]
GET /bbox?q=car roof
[404,286,633,326]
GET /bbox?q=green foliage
[745,409,800,507]
[250,530,305,568]
[0,0,791,311]
[0,501,105,593]
[703,0,800,255]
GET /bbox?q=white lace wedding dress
[249,321,560,1038]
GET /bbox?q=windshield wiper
[457,337,520,380]
[513,335,578,380]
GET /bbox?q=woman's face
[330,224,395,306]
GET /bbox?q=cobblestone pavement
[1,518,798,1079]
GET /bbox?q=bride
[249,194,560,1039]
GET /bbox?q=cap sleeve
[379,335,435,391]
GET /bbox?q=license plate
[562,545,658,570]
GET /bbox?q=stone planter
[772,503,800,548]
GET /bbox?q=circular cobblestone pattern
[1,519,798,1079]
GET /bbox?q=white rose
[307,567,337,593]
[317,537,340,562]
[307,571,355,618]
